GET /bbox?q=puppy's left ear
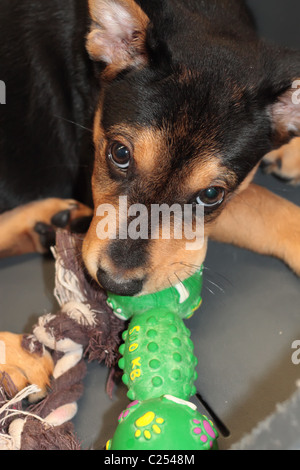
[87,0,149,78]
[268,51,300,148]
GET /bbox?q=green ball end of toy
[106,396,218,451]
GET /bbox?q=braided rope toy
[0,232,124,450]
[105,270,219,450]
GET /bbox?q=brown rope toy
[0,231,124,450]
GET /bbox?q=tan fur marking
[143,238,208,294]
[106,125,167,173]
[130,128,165,173]
[234,163,260,194]
[186,160,237,194]
[0,333,54,401]
[82,192,122,280]
[93,120,168,176]
[209,183,300,275]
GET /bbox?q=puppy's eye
[108,142,131,171]
[195,187,225,208]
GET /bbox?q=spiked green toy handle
[118,309,198,402]
[106,268,219,450]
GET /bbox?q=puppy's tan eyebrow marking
[185,160,237,194]
[103,124,167,173]
[133,128,167,173]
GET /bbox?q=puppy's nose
[97,268,144,296]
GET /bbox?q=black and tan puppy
[1,0,300,296]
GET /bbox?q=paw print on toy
[117,400,140,423]
[192,416,218,448]
[134,411,165,440]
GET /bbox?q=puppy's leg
[262,137,300,185]
[0,198,92,258]
[209,184,300,275]
[0,332,54,402]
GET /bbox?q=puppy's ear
[267,51,300,148]
[87,0,149,78]
[271,82,300,147]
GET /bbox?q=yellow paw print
[134,412,164,440]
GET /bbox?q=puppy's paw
[50,200,93,231]
[29,198,92,253]
[262,137,300,185]
[0,333,54,402]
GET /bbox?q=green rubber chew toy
[106,268,219,450]
[119,309,198,402]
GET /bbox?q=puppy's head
[83,0,300,296]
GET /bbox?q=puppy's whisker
[44,164,90,169]
[167,276,178,304]
[183,268,196,279]
[170,262,230,292]
[54,115,93,133]
[183,262,202,270]
[181,264,202,278]
[170,262,201,278]
[171,261,202,272]
[204,285,216,296]
[203,266,233,288]
[174,272,185,286]
[206,278,225,294]
[181,269,219,298]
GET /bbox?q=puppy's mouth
[82,216,209,298]
[96,267,145,296]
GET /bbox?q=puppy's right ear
[87,0,150,78]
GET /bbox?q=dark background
[247,0,300,48]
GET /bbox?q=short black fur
[0,0,97,213]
